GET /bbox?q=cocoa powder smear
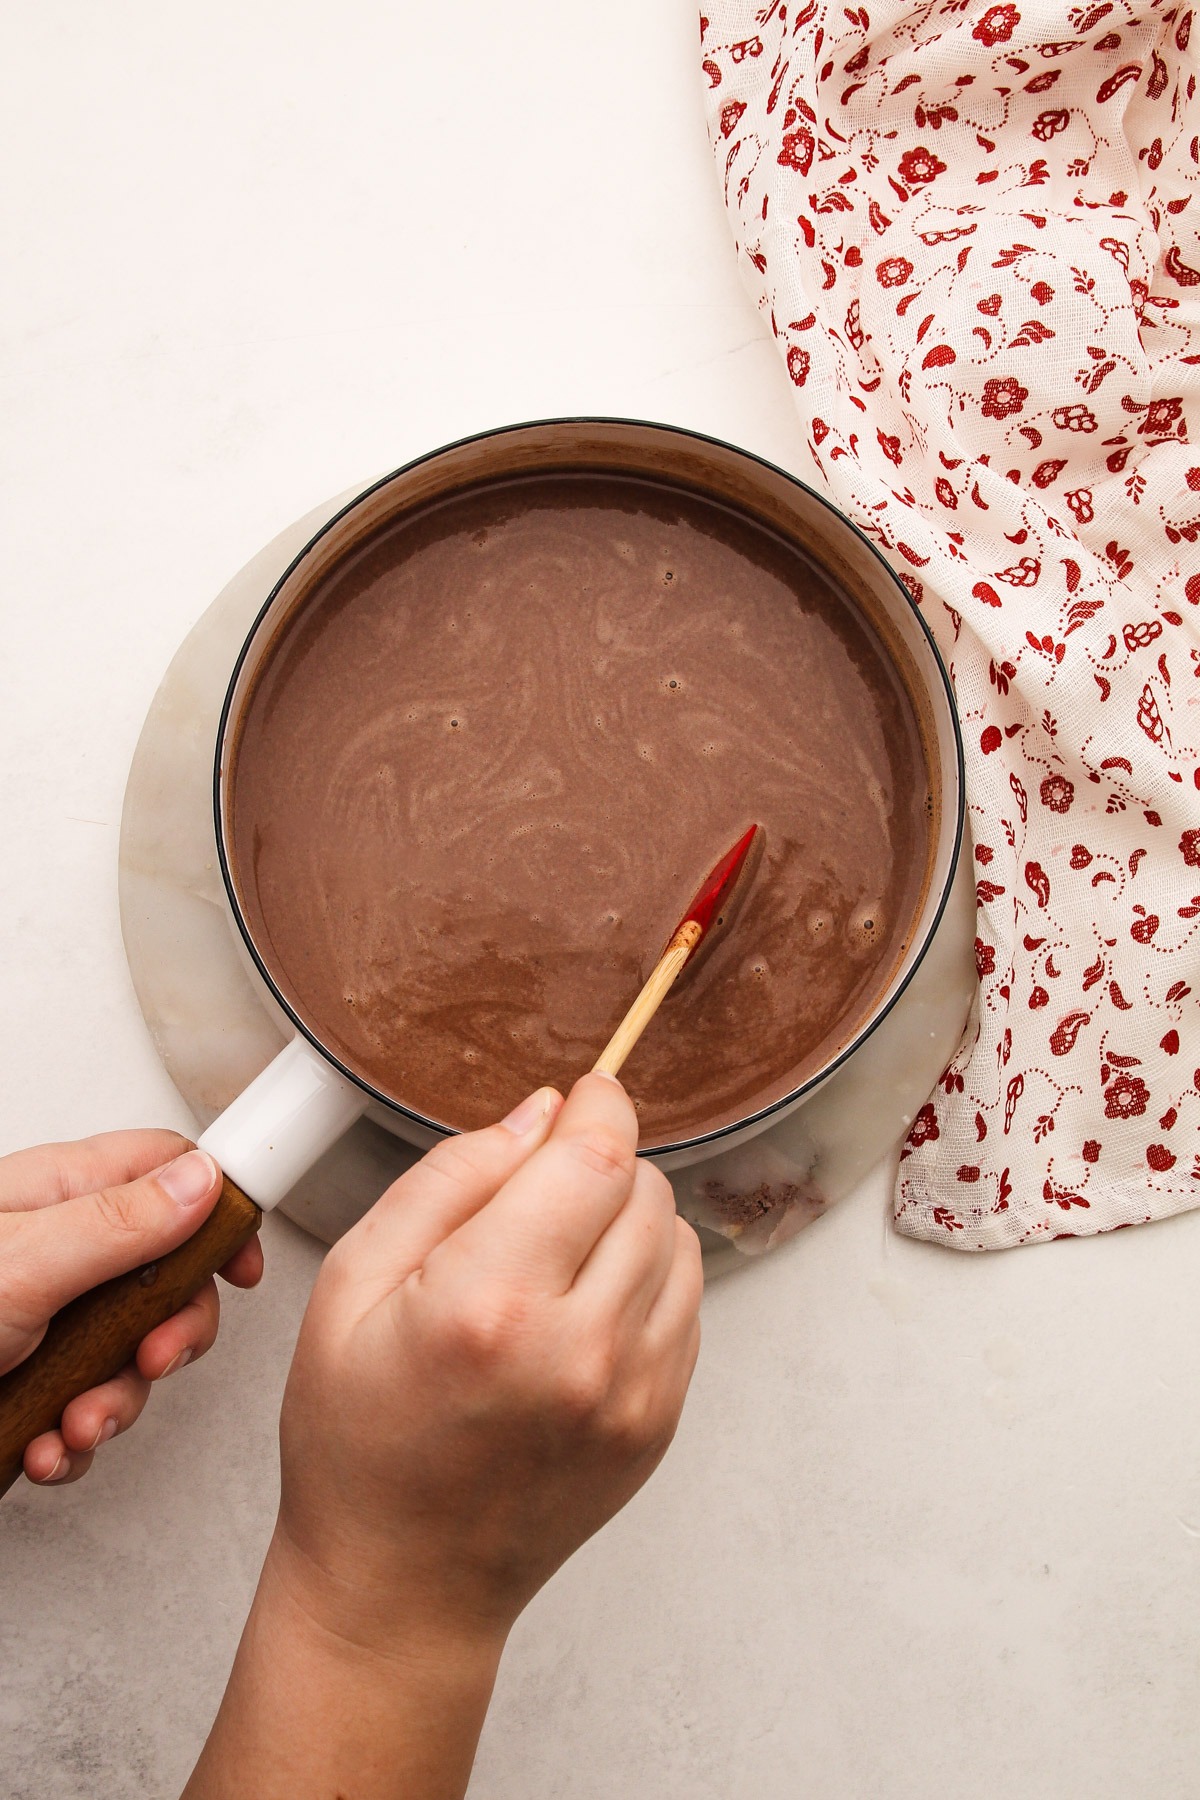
[230,472,932,1145]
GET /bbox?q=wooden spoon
[593,823,758,1078]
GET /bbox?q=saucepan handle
[0,1177,261,1496]
[0,1036,366,1497]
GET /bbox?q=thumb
[7,1149,222,1323]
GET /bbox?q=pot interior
[215,419,963,1163]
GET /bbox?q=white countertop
[4,5,1199,1795]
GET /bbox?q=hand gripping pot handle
[0,1038,366,1497]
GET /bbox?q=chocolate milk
[229,472,932,1145]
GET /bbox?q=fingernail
[501,1087,557,1135]
[161,1348,193,1378]
[157,1150,217,1209]
[44,1454,70,1483]
[88,1418,118,1452]
[593,1070,623,1086]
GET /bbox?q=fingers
[4,1149,222,1325]
[23,1274,235,1488]
[646,1309,702,1445]
[571,1159,679,1318]
[136,1276,222,1380]
[448,1073,641,1289]
[575,1204,703,1437]
[0,1129,193,1213]
[218,1234,264,1289]
[63,1364,153,1454]
[3,1133,261,1493]
[24,1436,95,1485]
[627,1225,704,1448]
[645,1217,705,1349]
[23,1361,152,1485]
[341,1087,563,1284]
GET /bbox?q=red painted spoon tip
[674,823,759,949]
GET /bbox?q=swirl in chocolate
[230,472,932,1145]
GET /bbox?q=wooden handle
[592,920,703,1078]
[0,1176,261,1498]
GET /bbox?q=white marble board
[117,479,977,1264]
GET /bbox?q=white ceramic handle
[197,1035,368,1211]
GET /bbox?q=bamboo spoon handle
[593,920,702,1078]
[0,1176,261,1498]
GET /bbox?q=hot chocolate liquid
[230,472,932,1145]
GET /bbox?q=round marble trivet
[118,476,976,1271]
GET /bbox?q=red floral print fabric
[701,0,1200,1249]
